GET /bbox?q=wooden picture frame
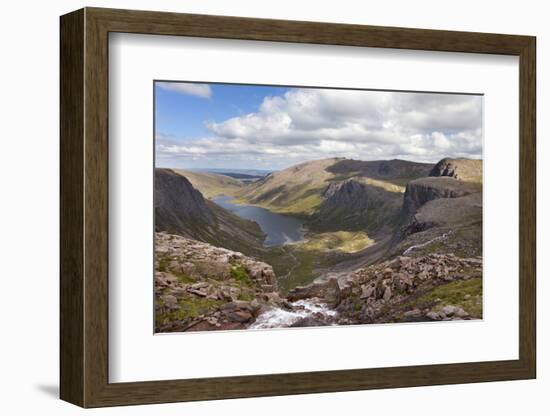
[60,7,536,408]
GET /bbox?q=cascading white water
[249,300,337,329]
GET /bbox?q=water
[213,195,304,246]
[249,300,337,329]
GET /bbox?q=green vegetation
[298,231,374,253]
[175,273,196,284]
[236,158,337,216]
[237,292,254,301]
[174,169,244,198]
[361,177,405,193]
[410,277,482,318]
[277,191,323,215]
[155,297,224,327]
[276,248,319,294]
[156,255,170,272]
[230,265,250,283]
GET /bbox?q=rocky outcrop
[155,232,281,332]
[280,253,482,325]
[429,158,482,182]
[402,177,480,215]
[313,179,402,234]
[322,180,371,211]
[334,254,482,324]
[287,278,341,307]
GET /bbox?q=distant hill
[172,169,244,198]
[326,158,433,186]
[236,158,339,215]
[215,172,263,180]
[235,158,434,235]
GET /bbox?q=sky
[155,81,483,171]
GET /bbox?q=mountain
[236,158,338,215]
[392,160,483,258]
[236,157,433,216]
[326,158,434,186]
[236,158,434,237]
[402,176,481,215]
[155,169,264,253]
[155,157,485,332]
[172,169,244,198]
[429,158,482,183]
[312,178,403,234]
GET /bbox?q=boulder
[426,311,441,321]
[383,286,392,302]
[287,278,341,307]
[360,284,376,299]
[225,310,253,323]
[403,309,422,319]
[290,317,325,327]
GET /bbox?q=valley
[154,157,483,332]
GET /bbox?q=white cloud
[156,82,212,98]
[157,88,482,169]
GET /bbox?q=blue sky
[155,81,482,170]
[155,83,288,140]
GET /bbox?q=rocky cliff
[402,177,480,215]
[393,159,483,260]
[155,168,265,253]
[429,158,482,182]
[155,168,216,234]
[155,232,284,332]
[313,179,402,234]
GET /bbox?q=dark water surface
[212,195,304,246]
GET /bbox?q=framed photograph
[60,7,536,408]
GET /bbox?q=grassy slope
[236,158,429,217]
[235,158,338,215]
[173,169,244,198]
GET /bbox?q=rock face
[429,158,482,182]
[155,232,280,332]
[155,168,265,253]
[155,168,216,234]
[402,177,480,215]
[334,254,482,324]
[314,179,402,234]
[323,180,371,207]
[393,160,483,260]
